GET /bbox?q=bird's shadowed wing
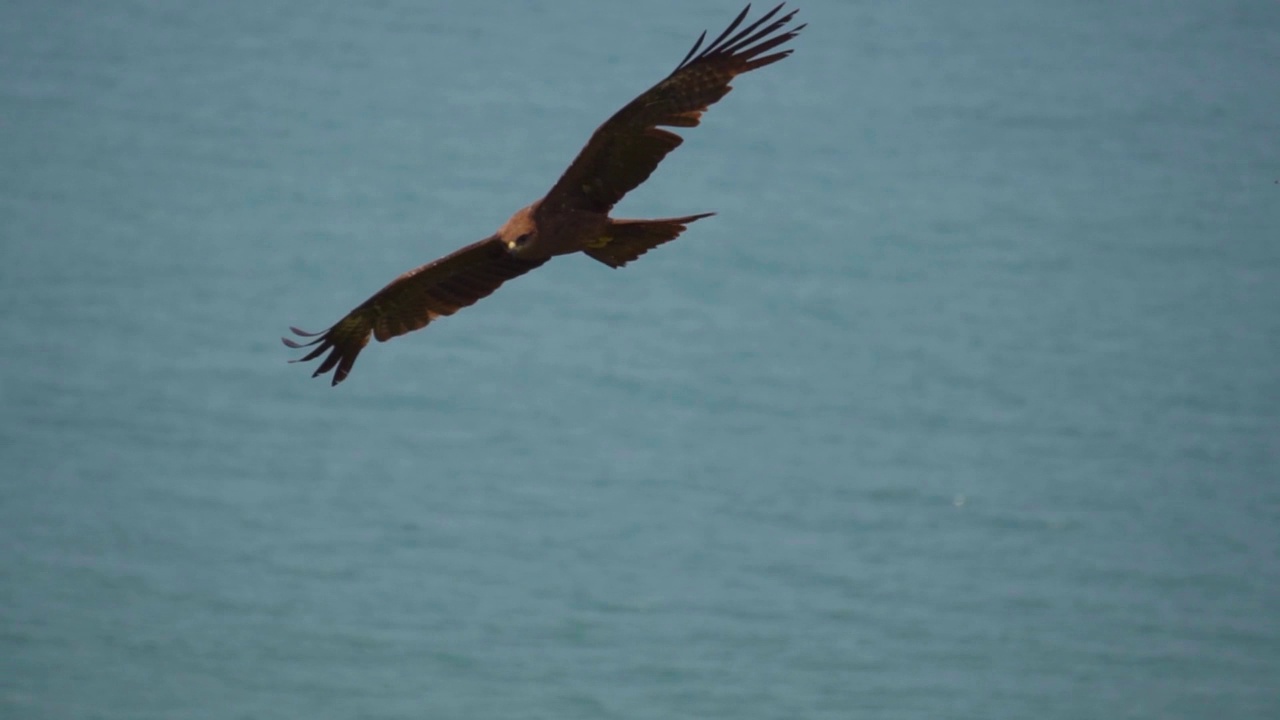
[283,236,547,385]
[540,3,804,216]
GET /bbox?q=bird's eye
[515,233,532,245]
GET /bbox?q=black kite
[285,4,804,385]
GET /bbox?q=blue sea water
[2,1,1278,717]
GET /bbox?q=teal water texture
[2,1,1278,718]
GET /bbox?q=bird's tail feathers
[586,213,714,268]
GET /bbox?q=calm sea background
[2,1,1277,718]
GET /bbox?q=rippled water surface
[2,1,1278,718]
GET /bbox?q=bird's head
[497,203,539,253]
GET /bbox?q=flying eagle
[285,4,804,385]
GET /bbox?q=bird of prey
[284,4,804,385]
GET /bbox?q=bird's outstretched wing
[540,3,804,216]
[283,237,547,385]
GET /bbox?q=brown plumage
[285,4,804,385]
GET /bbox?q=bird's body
[286,4,804,385]
[500,201,604,261]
